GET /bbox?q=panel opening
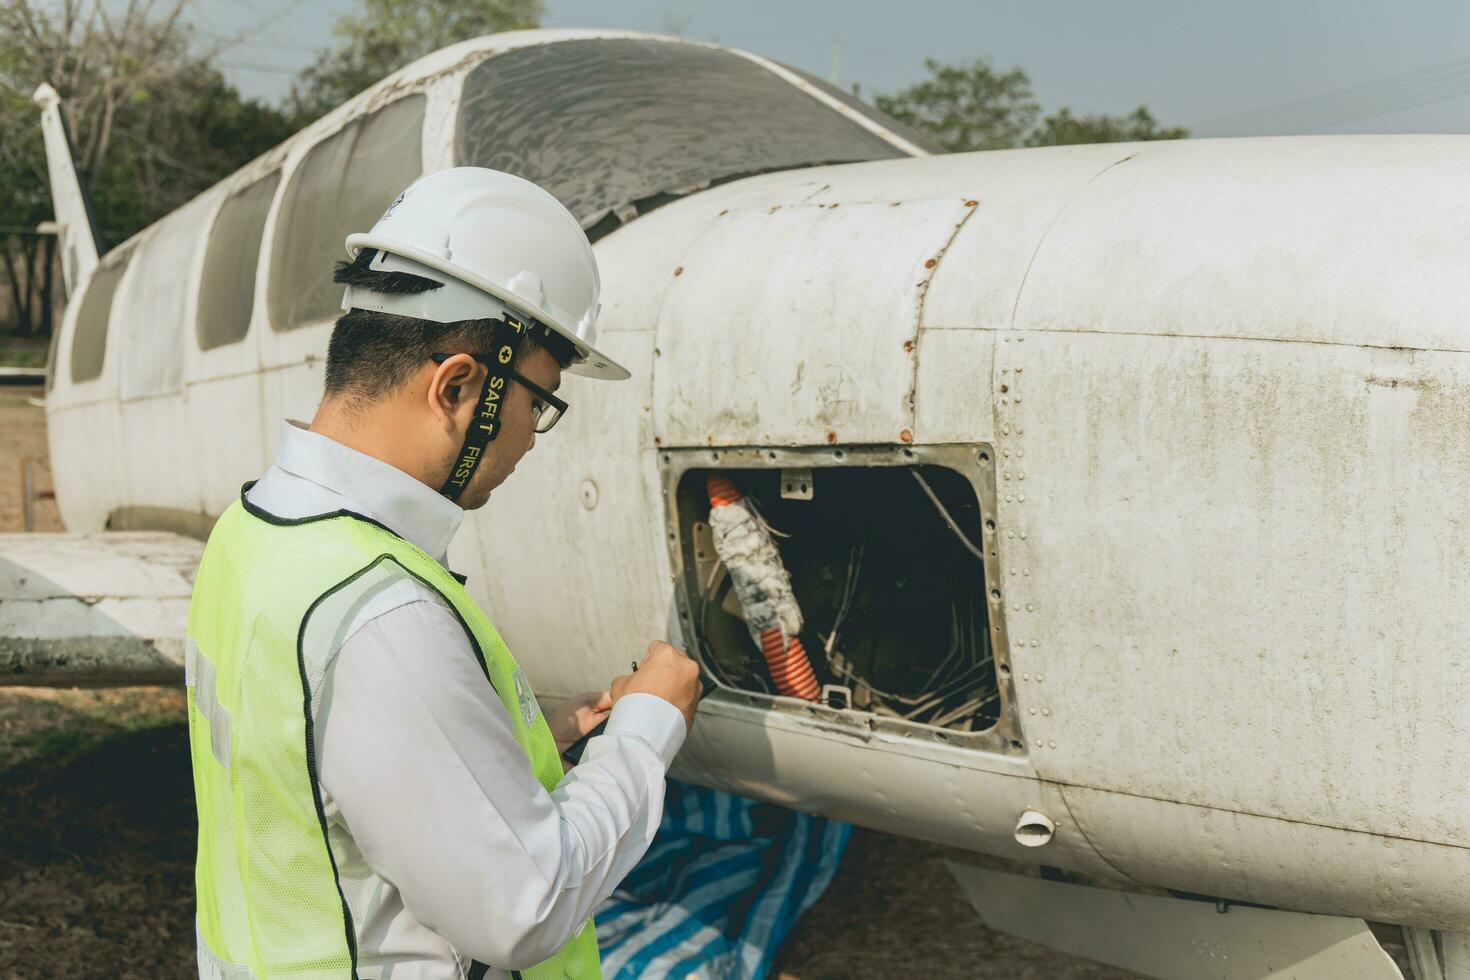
[673,459,1000,735]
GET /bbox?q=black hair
[324,249,578,403]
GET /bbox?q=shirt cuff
[601,692,687,769]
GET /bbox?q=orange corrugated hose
[707,473,743,508]
[706,473,821,701]
[759,630,820,701]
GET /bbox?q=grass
[0,687,197,979]
[0,337,50,369]
[0,688,186,772]
[0,688,189,779]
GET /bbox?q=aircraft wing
[0,532,200,687]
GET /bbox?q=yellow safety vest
[186,489,599,979]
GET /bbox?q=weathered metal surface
[913,328,996,444]
[919,143,1140,330]
[45,398,125,536]
[1061,784,1470,932]
[181,373,268,519]
[995,328,1470,922]
[0,533,200,685]
[1005,329,1470,928]
[950,864,1405,980]
[119,394,204,518]
[1011,137,1470,352]
[671,694,1119,881]
[652,197,970,447]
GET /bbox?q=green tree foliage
[876,57,1039,153]
[1027,105,1188,146]
[288,0,543,124]
[878,57,1187,152]
[0,79,54,340]
[0,0,292,337]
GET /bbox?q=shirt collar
[271,420,464,563]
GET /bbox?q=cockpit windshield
[456,38,936,239]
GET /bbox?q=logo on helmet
[379,190,406,222]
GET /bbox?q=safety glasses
[430,353,568,433]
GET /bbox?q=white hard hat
[343,167,628,381]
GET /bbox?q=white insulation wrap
[708,499,802,639]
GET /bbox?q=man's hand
[610,641,702,732]
[547,690,613,754]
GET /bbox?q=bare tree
[289,0,541,123]
[0,0,292,339]
[3,1,197,182]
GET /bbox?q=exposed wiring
[916,602,965,692]
[824,541,866,658]
[697,565,751,691]
[707,473,821,700]
[826,646,937,708]
[930,696,987,730]
[909,470,986,563]
[691,468,1002,728]
[742,493,792,539]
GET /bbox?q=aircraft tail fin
[32,83,102,295]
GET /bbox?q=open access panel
[661,444,1023,752]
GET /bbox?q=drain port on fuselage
[665,446,1005,739]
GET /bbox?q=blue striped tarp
[595,780,851,979]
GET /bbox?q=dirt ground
[0,393,1141,979]
[0,388,62,534]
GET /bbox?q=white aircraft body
[10,28,1470,980]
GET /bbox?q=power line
[199,30,317,56]
[217,59,300,76]
[1197,55,1470,135]
[225,37,317,55]
[1314,73,1470,129]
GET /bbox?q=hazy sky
[203,0,1470,138]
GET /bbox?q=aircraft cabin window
[197,171,280,350]
[456,39,927,238]
[69,247,132,384]
[268,94,426,331]
[121,206,203,400]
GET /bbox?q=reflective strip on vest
[185,636,231,769]
[197,922,255,980]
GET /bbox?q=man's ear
[428,354,482,432]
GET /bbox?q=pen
[562,661,714,765]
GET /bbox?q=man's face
[457,344,562,510]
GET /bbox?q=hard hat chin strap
[439,315,526,502]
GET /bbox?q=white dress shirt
[243,421,685,979]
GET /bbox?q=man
[186,167,702,980]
